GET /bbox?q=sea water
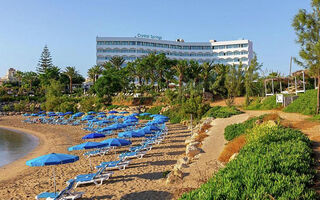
[0,128,38,167]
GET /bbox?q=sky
[0,0,311,77]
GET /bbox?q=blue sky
[0,0,311,77]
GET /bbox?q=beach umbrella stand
[26,153,79,195]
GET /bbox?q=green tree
[210,64,228,97]
[63,66,78,93]
[245,56,262,106]
[39,66,61,86]
[94,66,124,104]
[88,65,103,84]
[44,79,64,111]
[292,0,320,113]
[173,60,188,89]
[37,45,53,74]
[14,70,24,86]
[200,62,215,92]
[225,65,239,106]
[22,71,38,89]
[186,60,202,84]
[110,56,125,69]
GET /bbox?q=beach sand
[0,116,190,200]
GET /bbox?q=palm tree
[87,68,95,83]
[200,62,214,92]
[110,56,125,69]
[87,65,103,84]
[22,71,38,90]
[64,66,78,93]
[173,60,188,89]
[14,70,24,86]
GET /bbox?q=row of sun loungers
[32,113,168,199]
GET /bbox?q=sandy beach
[0,115,191,199]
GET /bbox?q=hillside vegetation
[245,95,282,110]
[283,89,317,115]
[180,123,316,200]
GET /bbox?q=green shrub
[13,101,26,112]
[182,96,211,119]
[146,105,164,114]
[2,105,11,111]
[163,106,185,124]
[283,89,317,115]
[224,115,263,141]
[180,125,316,200]
[29,103,36,112]
[162,95,210,124]
[246,95,282,110]
[59,101,77,113]
[107,105,119,110]
[79,96,102,112]
[204,106,242,118]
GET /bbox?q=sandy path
[0,116,190,199]
[181,113,250,189]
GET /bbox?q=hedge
[224,115,263,141]
[204,106,242,118]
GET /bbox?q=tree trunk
[69,78,73,94]
[317,76,320,114]
[179,75,183,88]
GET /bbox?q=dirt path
[181,113,251,189]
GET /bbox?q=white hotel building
[96,35,253,66]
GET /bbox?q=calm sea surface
[0,128,38,167]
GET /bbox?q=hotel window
[129,41,136,45]
[120,41,129,45]
[214,45,225,49]
[183,46,190,50]
[241,44,248,48]
[190,46,199,50]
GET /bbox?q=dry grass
[263,113,280,122]
[172,187,197,200]
[218,134,247,163]
[281,119,318,130]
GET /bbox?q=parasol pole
[53,167,56,195]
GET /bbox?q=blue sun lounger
[72,166,114,188]
[83,147,110,158]
[36,179,84,200]
[119,151,147,160]
[129,144,152,152]
[96,160,130,170]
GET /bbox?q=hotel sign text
[136,33,162,40]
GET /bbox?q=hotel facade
[96,35,253,66]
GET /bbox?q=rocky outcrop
[166,117,214,184]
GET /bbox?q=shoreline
[0,126,39,168]
[0,125,48,184]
